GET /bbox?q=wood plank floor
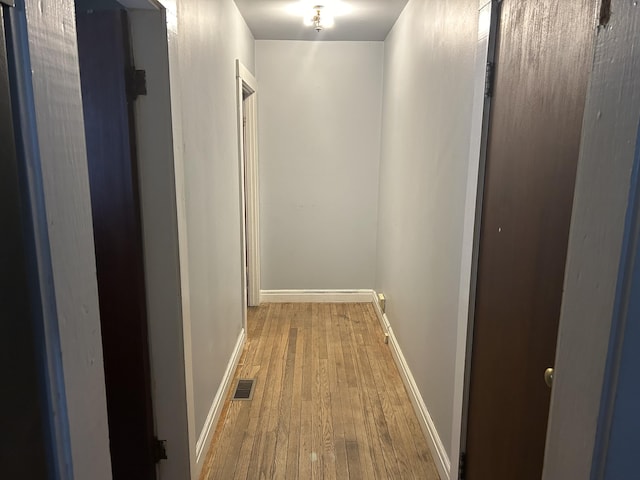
[200,303,440,480]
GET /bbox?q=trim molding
[236,58,260,309]
[243,93,260,307]
[371,293,451,480]
[194,328,246,468]
[260,289,375,303]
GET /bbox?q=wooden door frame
[75,1,194,477]
[449,1,498,477]
[125,4,193,479]
[236,58,261,319]
[12,0,116,476]
[127,1,199,478]
[542,2,640,477]
[18,0,193,477]
[589,124,640,479]
[1,2,75,478]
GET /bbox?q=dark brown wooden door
[465,1,596,478]
[76,9,156,479]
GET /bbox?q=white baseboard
[372,293,451,480]
[194,328,246,468]
[260,289,375,303]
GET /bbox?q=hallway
[6,0,640,477]
[201,303,439,479]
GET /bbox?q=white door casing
[236,58,260,315]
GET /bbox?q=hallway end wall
[256,40,383,290]
[376,0,479,466]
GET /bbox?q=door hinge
[127,68,147,100]
[459,451,467,480]
[485,61,495,98]
[153,437,167,463]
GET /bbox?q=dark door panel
[465,1,596,478]
[76,9,156,479]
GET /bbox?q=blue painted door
[594,126,640,480]
[0,3,49,478]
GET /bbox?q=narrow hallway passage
[201,303,439,479]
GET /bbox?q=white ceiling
[234,0,409,41]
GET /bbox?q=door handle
[544,367,554,388]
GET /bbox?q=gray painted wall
[376,0,478,458]
[256,40,383,290]
[176,0,255,434]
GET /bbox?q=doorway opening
[75,3,156,477]
[74,0,189,478]
[236,59,260,321]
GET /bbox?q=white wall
[256,40,383,290]
[175,0,254,445]
[376,0,478,464]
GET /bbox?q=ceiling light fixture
[303,4,335,32]
[288,1,350,32]
[312,6,325,32]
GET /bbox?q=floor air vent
[232,379,255,401]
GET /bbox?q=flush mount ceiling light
[287,1,351,32]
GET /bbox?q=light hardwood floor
[200,303,440,480]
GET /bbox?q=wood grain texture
[200,303,439,480]
[465,0,596,478]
